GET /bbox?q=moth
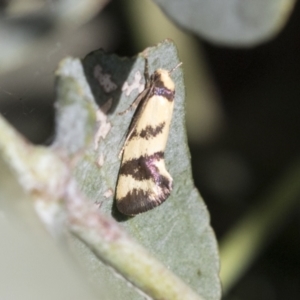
[116,59,182,216]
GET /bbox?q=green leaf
[154,0,296,46]
[55,40,221,300]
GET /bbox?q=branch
[65,180,206,300]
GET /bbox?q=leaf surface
[55,40,221,300]
[154,0,296,46]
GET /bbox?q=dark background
[1,1,300,299]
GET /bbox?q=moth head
[153,62,182,91]
[154,69,175,91]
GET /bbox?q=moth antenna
[144,58,150,81]
[168,62,183,74]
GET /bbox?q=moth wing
[119,87,153,158]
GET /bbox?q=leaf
[0,157,105,300]
[55,40,221,300]
[154,0,296,46]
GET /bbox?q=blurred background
[1,0,300,299]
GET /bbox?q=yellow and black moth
[116,59,182,216]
